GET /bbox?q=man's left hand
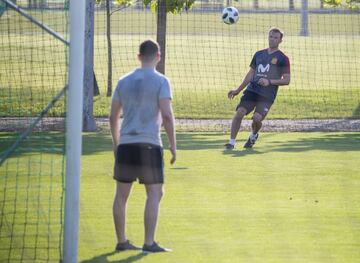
[257,78,270,87]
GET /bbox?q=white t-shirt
[112,67,172,146]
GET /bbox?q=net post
[63,0,86,262]
[300,0,309,36]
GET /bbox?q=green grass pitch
[1,131,360,262]
[76,131,360,262]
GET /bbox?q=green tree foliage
[323,0,360,10]
[96,0,195,14]
[96,0,132,6]
[96,0,196,93]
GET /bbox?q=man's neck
[141,62,156,69]
[267,47,279,54]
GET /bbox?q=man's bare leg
[144,183,163,245]
[244,112,264,148]
[113,181,132,243]
[225,107,247,149]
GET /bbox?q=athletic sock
[250,133,258,140]
[229,139,236,145]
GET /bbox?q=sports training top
[112,68,172,146]
[247,49,290,102]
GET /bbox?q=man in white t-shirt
[110,39,176,253]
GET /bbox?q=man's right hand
[228,89,239,99]
[113,145,118,159]
[169,145,176,165]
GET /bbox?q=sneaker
[142,242,172,253]
[115,240,141,251]
[243,134,259,148]
[224,143,235,150]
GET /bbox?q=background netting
[93,0,360,131]
[0,0,68,261]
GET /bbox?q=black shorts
[236,90,273,117]
[114,143,164,184]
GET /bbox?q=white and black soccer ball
[222,6,239,25]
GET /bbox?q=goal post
[63,0,86,262]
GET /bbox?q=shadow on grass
[1,132,359,160]
[169,132,227,150]
[220,133,360,156]
[0,132,65,162]
[0,132,65,150]
[80,251,148,263]
[267,133,360,153]
[82,132,113,155]
[222,148,264,157]
[81,132,228,154]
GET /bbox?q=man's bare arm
[228,67,255,99]
[159,98,176,164]
[258,73,291,87]
[270,73,291,86]
[109,100,122,156]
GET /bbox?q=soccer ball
[222,6,239,25]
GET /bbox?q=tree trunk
[253,0,259,9]
[106,0,112,96]
[0,1,6,17]
[40,0,46,8]
[29,0,37,8]
[156,0,167,74]
[289,0,295,10]
[93,74,100,96]
[83,0,97,131]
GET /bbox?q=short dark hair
[139,39,160,60]
[269,27,284,39]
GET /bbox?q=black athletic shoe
[243,134,259,148]
[115,240,141,251]
[224,143,235,150]
[142,242,172,253]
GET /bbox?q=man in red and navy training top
[225,27,291,149]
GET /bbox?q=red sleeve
[282,55,290,74]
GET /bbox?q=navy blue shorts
[114,143,164,184]
[236,90,273,117]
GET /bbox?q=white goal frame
[64,0,86,262]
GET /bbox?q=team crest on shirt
[271,57,278,64]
